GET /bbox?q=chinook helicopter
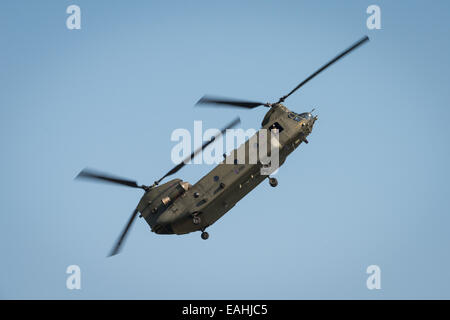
[76,36,369,256]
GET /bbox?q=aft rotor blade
[76,168,146,190]
[156,117,241,184]
[196,96,267,109]
[108,208,139,257]
[278,35,370,103]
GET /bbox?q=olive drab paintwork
[76,36,368,256]
[137,103,317,236]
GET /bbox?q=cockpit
[298,112,313,120]
[288,112,313,122]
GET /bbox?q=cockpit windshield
[298,112,313,120]
[289,112,313,122]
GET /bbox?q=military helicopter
[76,36,369,256]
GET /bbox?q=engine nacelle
[137,179,191,219]
[161,181,190,207]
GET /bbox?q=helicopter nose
[306,116,317,133]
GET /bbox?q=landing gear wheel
[193,216,201,225]
[269,177,278,187]
[201,231,209,240]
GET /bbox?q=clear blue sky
[1,0,449,299]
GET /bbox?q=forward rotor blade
[108,208,139,257]
[278,35,370,103]
[196,96,266,109]
[156,117,241,184]
[76,168,146,190]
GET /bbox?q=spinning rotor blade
[156,117,241,184]
[197,36,369,107]
[278,36,369,103]
[76,168,147,190]
[196,96,267,109]
[108,207,139,257]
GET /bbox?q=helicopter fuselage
[137,103,317,236]
[76,35,368,254]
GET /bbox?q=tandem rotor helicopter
[76,36,370,256]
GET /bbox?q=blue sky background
[1,0,449,299]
